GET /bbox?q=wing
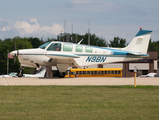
[45,52,80,59]
[45,52,81,68]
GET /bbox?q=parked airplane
[0,68,46,78]
[10,28,152,78]
[140,73,157,77]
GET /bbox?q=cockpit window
[47,43,61,51]
[39,42,51,49]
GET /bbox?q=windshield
[47,43,61,51]
[39,42,51,49]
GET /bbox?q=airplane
[139,73,157,77]
[0,68,46,78]
[10,28,152,78]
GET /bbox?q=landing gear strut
[17,67,23,77]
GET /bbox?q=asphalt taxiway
[0,77,159,86]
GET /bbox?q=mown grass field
[0,86,159,120]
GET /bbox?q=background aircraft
[10,28,152,78]
[140,73,157,77]
[0,68,46,78]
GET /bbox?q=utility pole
[14,38,16,63]
[7,50,9,74]
[75,34,77,43]
[71,23,73,42]
[88,21,90,45]
[64,19,66,34]
[14,39,16,50]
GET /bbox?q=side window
[76,46,83,52]
[63,44,72,52]
[71,72,75,75]
[47,43,61,51]
[85,47,92,53]
[79,71,82,75]
[83,71,86,74]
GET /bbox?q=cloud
[14,19,63,36]
[70,0,92,4]
[0,19,10,31]
[69,0,122,11]
[130,10,148,16]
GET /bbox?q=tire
[17,71,23,77]
[56,70,60,77]
[59,72,65,78]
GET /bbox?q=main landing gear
[17,67,24,77]
[57,71,65,78]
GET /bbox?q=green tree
[72,33,108,47]
[109,37,126,47]
[58,33,108,47]
[0,37,33,75]
[28,37,44,48]
[45,37,58,42]
[148,39,159,59]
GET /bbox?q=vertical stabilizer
[122,28,152,54]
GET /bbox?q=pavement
[0,77,159,86]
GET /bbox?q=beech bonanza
[10,28,152,77]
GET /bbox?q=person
[54,44,60,51]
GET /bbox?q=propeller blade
[14,55,16,63]
[13,50,19,64]
[17,50,19,56]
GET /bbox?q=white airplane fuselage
[13,43,148,68]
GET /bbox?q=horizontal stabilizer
[127,52,142,55]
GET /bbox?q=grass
[0,86,159,120]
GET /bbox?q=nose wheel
[17,67,23,77]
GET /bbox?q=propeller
[17,50,19,56]
[14,54,16,63]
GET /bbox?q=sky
[0,0,158,43]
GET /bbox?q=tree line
[0,33,158,75]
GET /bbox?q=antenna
[78,39,83,44]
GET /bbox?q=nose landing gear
[17,67,24,77]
